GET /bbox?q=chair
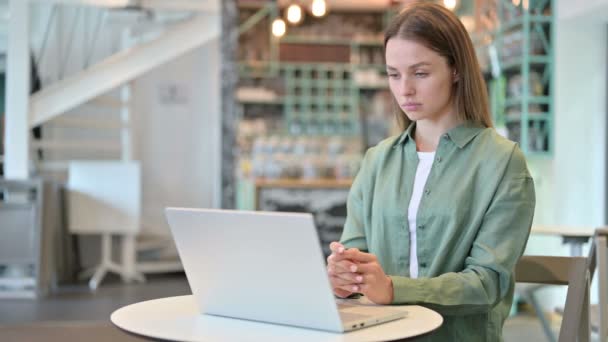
[66,161,144,290]
[588,228,608,341]
[515,255,591,342]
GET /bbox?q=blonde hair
[384,2,493,130]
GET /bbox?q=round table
[111,295,442,341]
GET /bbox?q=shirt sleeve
[389,145,536,315]
[340,149,372,252]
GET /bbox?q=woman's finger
[331,270,364,283]
[329,241,346,254]
[341,249,377,263]
[336,283,362,293]
[329,259,358,273]
[333,288,352,298]
[348,261,379,275]
[330,274,358,286]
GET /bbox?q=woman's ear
[452,69,459,83]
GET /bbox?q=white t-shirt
[407,151,435,278]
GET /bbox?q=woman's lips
[401,103,421,111]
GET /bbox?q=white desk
[111,295,443,341]
[531,225,594,257]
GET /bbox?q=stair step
[31,140,122,152]
[85,96,126,110]
[48,117,126,130]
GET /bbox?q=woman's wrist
[385,275,394,304]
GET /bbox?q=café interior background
[0,0,607,332]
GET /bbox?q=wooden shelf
[255,178,353,189]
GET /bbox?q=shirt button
[420,262,427,268]
[424,189,430,195]
[443,134,449,139]
[436,157,442,163]
[417,224,424,230]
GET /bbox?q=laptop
[165,207,407,333]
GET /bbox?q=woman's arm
[389,146,535,314]
[339,149,373,252]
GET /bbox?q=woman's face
[385,38,456,124]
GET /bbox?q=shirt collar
[395,122,416,146]
[395,121,485,149]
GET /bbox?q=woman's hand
[326,242,394,304]
[327,242,358,298]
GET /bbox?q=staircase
[2,0,221,288]
[28,2,219,176]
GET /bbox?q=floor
[0,274,189,342]
[0,274,584,341]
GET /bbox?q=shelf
[237,88,284,105]
[487,1,555,156]
[354,64,387,71]
[281,62,352,69]
[255,178,353,189]
[238,60,278,78]
[498,15,552,34]
[505,112,550,123]
[284,96,353,103]
[282,36,352,45]
[501,55,551,71]
[238,98,284,105]
[356,84,389,90]
[281,36,383,46]
[505,96,551,107]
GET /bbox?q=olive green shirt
[340,122,535,341]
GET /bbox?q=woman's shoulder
[475,128,529,177]
[364,133,404,159]
[476,127,518,155]
[352,133,404,178]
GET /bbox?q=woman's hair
[384,2,493,130]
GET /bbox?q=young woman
[326,3,535,341]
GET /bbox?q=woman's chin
[404,112,425,122]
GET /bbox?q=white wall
[558,0,608,22]
[524,0,608,311]
[134,38,221,235]
[25,3,221,236]
[528,14,607,230]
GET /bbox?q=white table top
[111,295,443,342]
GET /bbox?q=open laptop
[165,207,407,333]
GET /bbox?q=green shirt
[340,122,535,341]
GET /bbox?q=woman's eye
[387,73,399,79]
[415,72,428,77]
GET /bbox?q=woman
[326,3,535,341]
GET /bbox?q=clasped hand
[326,241,393,305]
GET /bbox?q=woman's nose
[401,79,415,97]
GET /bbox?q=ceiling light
[311,0,327,18]
[443,0,458,11]
[272,18,286,37]
[286,4,303,24]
